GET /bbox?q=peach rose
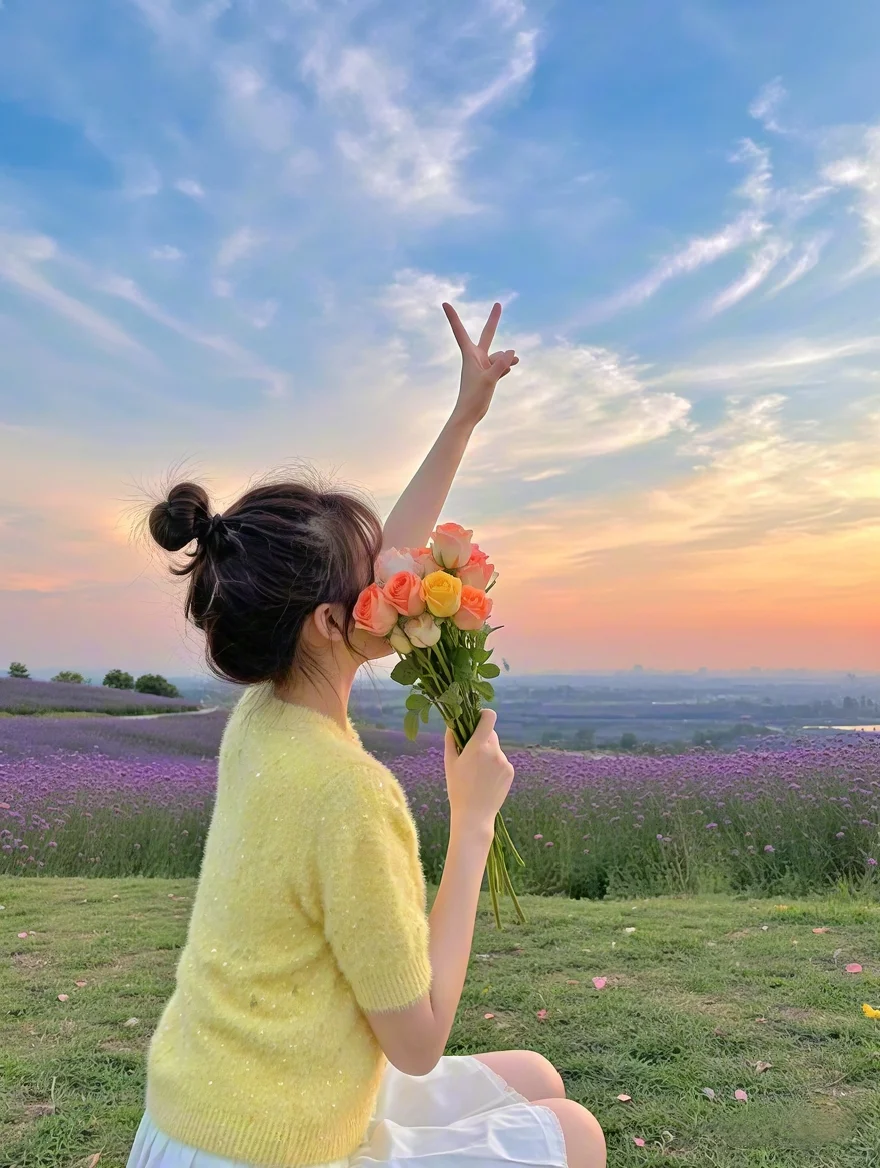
[457,545,495,590]
[422,569,462,617]
[374,547,420,586]
[353,584,398,636]
[383,570,427,617]
[453,585,493,631]
[430,522,474,570]
[404,612,442,648]
[411,546,442,576]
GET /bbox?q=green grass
[2,881,880,1167]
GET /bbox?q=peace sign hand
[443,301,519,427]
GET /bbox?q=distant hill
[0,677,200,717]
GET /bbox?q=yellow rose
[421,570,462,618]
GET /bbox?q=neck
[273,660,356,732]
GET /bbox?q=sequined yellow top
[145,683,433,1167]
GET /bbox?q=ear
[312,603,345,643]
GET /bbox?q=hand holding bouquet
[354,523,525,927]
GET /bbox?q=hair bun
[149,481,211,552]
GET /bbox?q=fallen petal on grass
[735,1089,748,1102]
[536,1009,548,1020]
[75,980,87,988]
[845,964,863,974]
[592,977,607,990]
[754,1061,773,1073]
[812,927,830,934]
[624,927,636,934]
[862,1004,880,1019]
[57,994,69,1002]
[17,932,28,939]
[701,1087,716,1101]
[86,1155,102,1168]
[617,1094,632,1103]
[483,1013,495,1020]
[633,1137,646,1147]
[122,1017,140,1027]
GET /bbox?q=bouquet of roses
[354,522,525,927]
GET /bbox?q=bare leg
[535,1098,606,1168]
[473,1050,566,1102]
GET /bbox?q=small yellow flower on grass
[862,1003,880,1019]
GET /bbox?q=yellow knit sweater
[145,683,433,1167]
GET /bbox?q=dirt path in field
[115,705,223,721]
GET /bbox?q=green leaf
[419,705,431,724]
[473,679,495,702]
[391,658,420,687]
[439,682,461,706]
[403,711,420,741]
[474,648,492,664]
[453,648,472,679]
[478,663,501,679]
[405,692,429,711]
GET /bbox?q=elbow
[387,1045,442,1078]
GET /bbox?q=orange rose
[411,546,442,576]
[383,570,427,617]
[453,585,493,631]
[353,584,398,636]
[457,545,495,590]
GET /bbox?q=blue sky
[1,0,879,675]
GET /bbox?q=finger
[498,354,519,379]
[444,726,458,768]
[472,707,498,743]
[478,302,502,352]
[489,350,517,379]
[442,302,472,353]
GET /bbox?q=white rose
[375,547,420,585]
[388,626,414,655]
[404,613,442,649]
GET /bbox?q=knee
[537,1099,606,1168]
[519,1050,566,1100]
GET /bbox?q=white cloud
[823,125,880,270]
[651,336,880,389]
[216,226,259,270]
[174,178,205,200]
[0,233,147,356]
[709,237,790,313]
[749,78,787,134]
[767,233,828,295]
[302,20,537,214]
[246,299,278,330]
[150,244,184,261]
[380,269,691,479]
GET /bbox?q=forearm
[426,817,494,1047]
[381,411,475,551]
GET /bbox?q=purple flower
[764,844,775,853]
[706,822,718,830]
[867,858,878,867]
[836,832,845,839]
[534,833,543,840]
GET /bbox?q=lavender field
[0,676,199,716]
[2,704,879,897]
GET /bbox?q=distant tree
[574,727,595,749]
[843,695,858,711]
[134,673,180,698]
[619,731,639,750]
[51,671,85,684]
[8,662,29,679]
[103,669,135,690]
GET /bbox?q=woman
[128,302,606,1168]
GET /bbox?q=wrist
[447,405,479,435]
[449,814,495,851]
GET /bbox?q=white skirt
[127,1055,568,1168]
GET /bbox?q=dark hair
[148,472,383,687]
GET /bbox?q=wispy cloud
[709,237,791,313]
[749,77,788,134]
[823,125,880,271]
[0,233,147,356]
[174,178,205,200]
[766,233,828,295]
[150,244,184,261]
[651,336,880,389]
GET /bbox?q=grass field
[2,880,880,1167]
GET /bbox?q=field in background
[0,678,199,718]
[2,879,878,1168]
[3,701,880,897]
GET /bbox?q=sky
[1,0,879,677]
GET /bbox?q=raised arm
[380,302,518,552]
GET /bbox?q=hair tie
[195,512,228,544]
